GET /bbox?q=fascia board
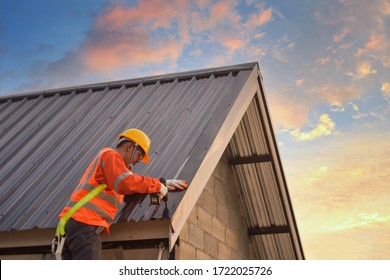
[0,220,170,249]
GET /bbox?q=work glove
[166,179,188,191]
[159,183,168,198]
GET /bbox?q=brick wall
[176,151,255,259]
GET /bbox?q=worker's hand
[166,179,188,191]
[159,183,168,198]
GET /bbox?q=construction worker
[57,128,188,260]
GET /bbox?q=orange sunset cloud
[82,0,273,73]
[83,1,189,72]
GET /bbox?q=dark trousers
[61,218,104,260]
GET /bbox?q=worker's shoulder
[100,147,117,155]
[100,148,125,167]
[99,147,121,162]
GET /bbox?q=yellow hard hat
[118,128,151,163]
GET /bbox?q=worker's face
[133,145,145,162]
[127,142,145,169]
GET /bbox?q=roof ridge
[0,62,258,103]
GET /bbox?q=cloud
[382,0,390,14]
[327,1,390,70]
[330,101,345,112]
[326,213,390,231]
[81,0,274,73]
[306,211,390,259]
[9,0,276,94]
[290,114,336,141]
[356,60,378,78]
[191,0,272,60]
[333,27,350,43]
[196,0,211,8]
[83,1,189,72]
[284,128,390,259]
[349,102,368,119]
[286,42,295,50]
[381,82,390,92]
[83,33,184,72]
[295,79,305,86]
[190,48,202,56]
[266,85,313,129]
[338,42,353,51]
[286,129,390,214]
[311,84,362,105]
[95,0,190,42]
[272,49,289,63]
[356,33,390,67]
[346,60,378,79]
[191,0,241,32]
[381,82,390,98]
[220,36,246,55]
[244,8,272,28]
[317,57,330,65]
[357,33,387,57]
[268,80,362,130]
[365,33,386,52]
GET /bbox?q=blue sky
[1,0,390,259]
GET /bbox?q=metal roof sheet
[0,62,304,259]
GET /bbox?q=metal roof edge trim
[168,65,260,251]
[0,62,259,103]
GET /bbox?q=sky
[1,0,390,260]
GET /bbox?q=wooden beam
[248,225,290,236]
[228,154,272,165]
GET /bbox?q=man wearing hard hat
[56,128,187,260]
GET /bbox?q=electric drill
[150,177,167,205]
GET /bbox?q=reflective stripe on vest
[114,171,133,192]
[84,150,104,183]
[77,148,110,189]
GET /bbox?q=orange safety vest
[59,147,161,234]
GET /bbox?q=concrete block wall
[176,151,255,259]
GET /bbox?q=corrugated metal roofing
[0,63,250,230]
[0,62,304,259]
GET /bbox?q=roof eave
[0,220,170,251]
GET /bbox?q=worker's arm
[101,150,162,195]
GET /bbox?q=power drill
[150,178,167,205]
